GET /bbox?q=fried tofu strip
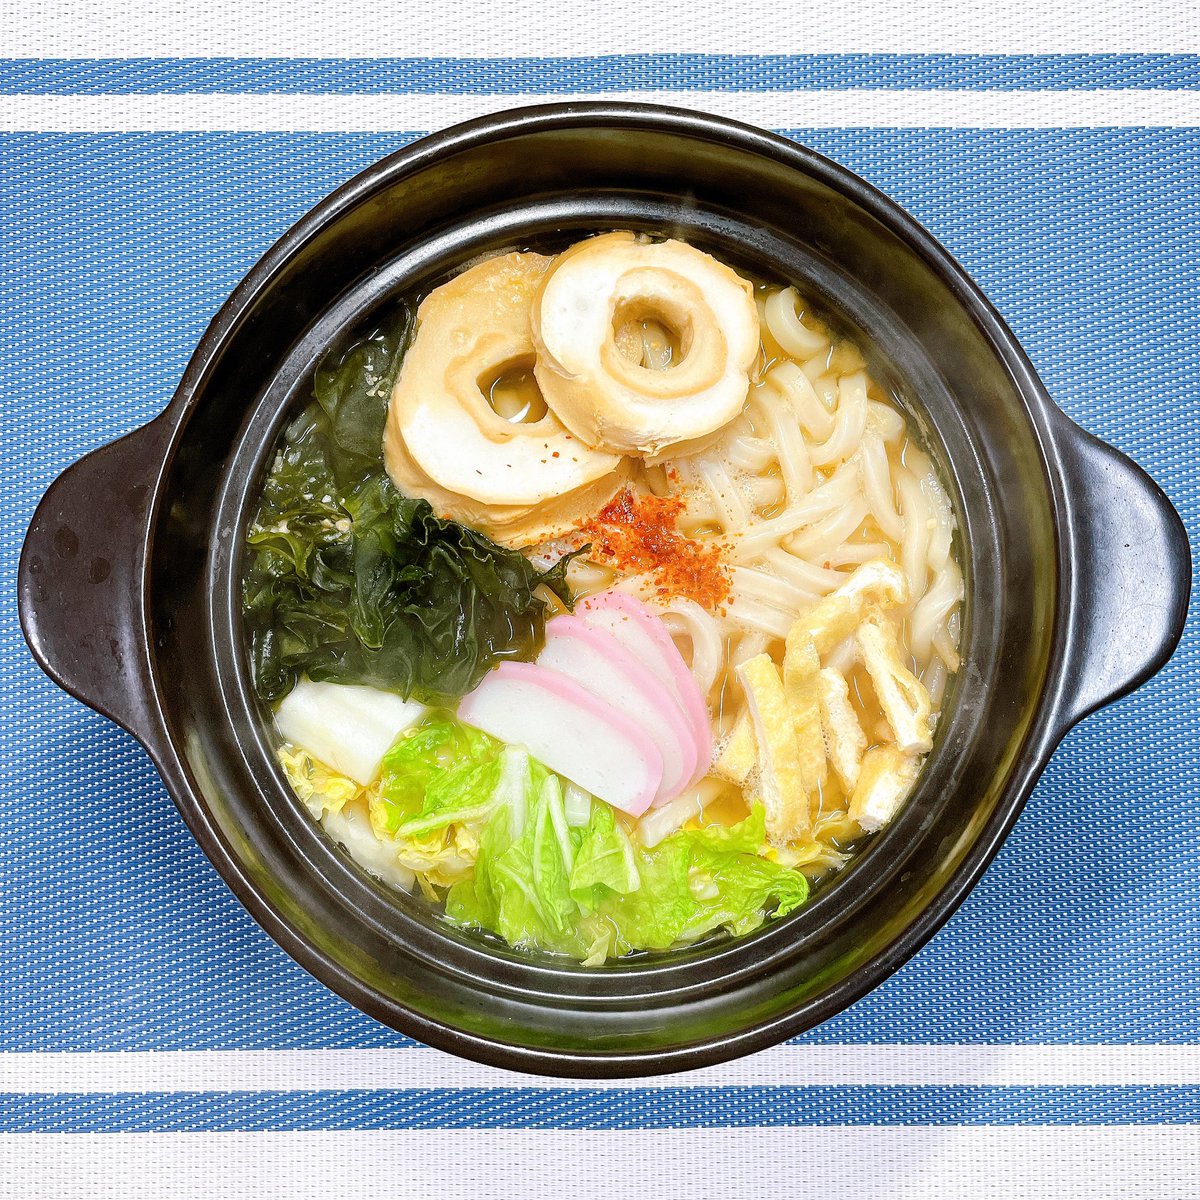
[782,639,827,792]
[788,558,909,661]
[849,744,922,832]
[782,558,907,790]
[711,708,757,786]
[816,668,868,792]
[855,616,933,754]
[736,654,809,844]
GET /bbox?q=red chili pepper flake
[576,488,731,609]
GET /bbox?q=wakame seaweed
[242,310,583,706]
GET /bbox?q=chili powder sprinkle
[576,488,731,609]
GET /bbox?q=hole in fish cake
[480,355,549,424]
[612,300,690,371]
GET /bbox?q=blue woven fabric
[1,62,1198,1149]
[2,54,1200,92]
[4,1087,1200,1132]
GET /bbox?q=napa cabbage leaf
[446,798,809,960]
[371,718,501,837]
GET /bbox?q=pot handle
[1055,420,1191,729]
[18,415,174,748]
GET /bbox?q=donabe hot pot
[19,105,1190,1077]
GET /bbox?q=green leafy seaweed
[242,311,584,705]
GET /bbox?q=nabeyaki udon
[248,226,962,965]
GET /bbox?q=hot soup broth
[242,233,963,964]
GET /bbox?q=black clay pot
[18,105,1191,1077]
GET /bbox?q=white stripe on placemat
[2,89,1200,131]
[2,0,1196,56]
[3,1045,1200,1092]
[3,1128,1199,1199]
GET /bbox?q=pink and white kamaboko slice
[578,590,713,788]
[457,660,663,817]
[538,615,699,805]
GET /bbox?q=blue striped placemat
[2,4,1198,1195]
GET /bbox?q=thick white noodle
[725,594,796,638]
[658,597,725,697]
[763,361,835,439]
[764,287,828,359]
[696,458,752,531]
[725,433,777,471]
[932,622,961,673]
[911,558,965,663]
[728,565,814,614]
[787,496,871,560]
[730,630,771,669]
[825,541,894,567]
[759,546,845,595]
[923,656,949,705]
[757,379,814,498]
[824,635,858,675]
[806,371,841,409]
[740,473,786,511]
[897,470,933,606]
[727,461,861,561]
[565,558,617,599]
[809,371,868,468]
[638,778,727,847]
[860,429,904,541]
[866,399,907,442]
